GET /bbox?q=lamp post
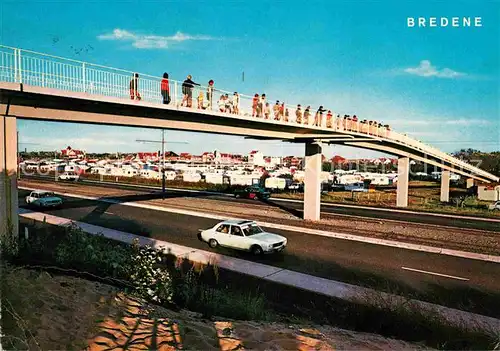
[136,129,187,198]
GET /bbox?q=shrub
[7,222,271,321]
[53,224,130,279]
[125,239,173,304]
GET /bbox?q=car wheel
[208,239,218,248]
[251,245,263,255]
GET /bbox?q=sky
[1,0,499,159]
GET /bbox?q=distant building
[179,152,192,161]
[283,156,302,168]
[249,150,265,166]
[135,152,158,162]
[477,184,500,201]
[60,146,85,159]
[202,152,215,163]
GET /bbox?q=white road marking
[104,211,114,215]
[18,208,500,334]
[17,186,500,263]
[401,266,470,281]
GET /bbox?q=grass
[276,186,500,218]
[23,173,500,218]
[68,173,500,218]
[2,221,499,349]
[16,218,500,318]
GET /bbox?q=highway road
[17,188,500,318]
[19,175,500,232]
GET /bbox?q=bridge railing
[0,45,494,180]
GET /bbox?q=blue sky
[1,0,499,158]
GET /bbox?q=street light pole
[136,131,187,199]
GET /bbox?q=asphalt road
[21,175,500,232]
[17,188,500,317]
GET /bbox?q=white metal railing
[0,44,496,181]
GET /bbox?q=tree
[452,150,500,177]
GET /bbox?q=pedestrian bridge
[0,44,498,235]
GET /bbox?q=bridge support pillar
[304,142,322,221]
[440,170,450,203]
[466,178,475,189]
[0,115,19,243]
[396,157,409,207]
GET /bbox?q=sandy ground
[1,264,430,350]
[19,179,500,255]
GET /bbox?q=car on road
[198,220,287,255]
[234,185,271,200]
[488,201,500,211]
[25,190,63,208]
[288,182,303,192]
[58,172,80,181]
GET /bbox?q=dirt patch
[1,264,430,350]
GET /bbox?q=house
[179,152,192,161]
[60,146,85,159]
[283,156,302,168]
[202,152,215,163]
[249,150,265,166]
[330,155,346,165]
[135,152,158,162]
[477,184,500,201]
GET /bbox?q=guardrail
[0,44,496,181]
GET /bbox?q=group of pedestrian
[130,72,210,108]
[217,92,240,114]
[272,101,290,122]
[129,72,391,135]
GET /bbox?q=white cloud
[97,29,219,49]
[403,60,465,78]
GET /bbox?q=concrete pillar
[396,157,409,207]
[466,178,474,189]
[440,170,450,202]
[0,116,19,241]
[304,142,322,220]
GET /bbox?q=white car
[25,190,63,208]
[198,220,287,255]
[488,201,500,211]
[58,172,80,181]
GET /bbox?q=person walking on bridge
[160,72,170,104]
[181,75,200,108]
[206,80,214,109]
[129,73,141,101]
[303,106,311,125]
[295,104,302,124]
[252,94,259,117]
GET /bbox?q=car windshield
[40,192,55,198]
[241,224,264,236]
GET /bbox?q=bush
[125,240,173,304]
[5,222,270,321]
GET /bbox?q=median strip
[18,208,500,334]
[18,186,500,263]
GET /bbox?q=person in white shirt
[232,92,240,114]
[259,94,266,118]
[218,95,225,112]
[264,102,271,119]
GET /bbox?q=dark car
[234,185,271,200]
